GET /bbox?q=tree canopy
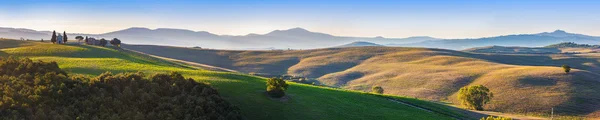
[266,78,289,98]
[99,38,108,47]
[62,31,68,43]
[75,36,84,40]
[50,31,57,44]
[562,64,571,74]
[0,57,243,119]
[110,38,122,47]
[457,85,493,110]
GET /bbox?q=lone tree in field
[63,31,68,44]
[75,36,84,44]
[110,38,122,47]
[562,64,571,74]
[372,86,384,94]
[51,31,57,44]
[266,78,289,98]
[458,85,493,110]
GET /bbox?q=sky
[1,0,600,39]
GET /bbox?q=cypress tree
[51,31,57,44]
[63,31,68,44]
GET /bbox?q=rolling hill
[124,44,600,118]
[0,39,466,120]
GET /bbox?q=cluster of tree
[109,38,121,47]
[457,85,493,111]
[0,57,242,120]
[544,42,600,48]
[80,36,121,47]
[266,78,289,98]
[50,31,68,44]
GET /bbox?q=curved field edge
[0,40,460,120]
[123,44,600,118]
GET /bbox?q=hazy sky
[1,0,599,38]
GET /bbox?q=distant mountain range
[2,26,599,50]
[395,30,600,50]
[0,27,437,50]
[335,41,383,48]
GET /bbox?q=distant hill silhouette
[0,27,437,49]
[396,30,600,50]
[4,27,599,50]
[335,41,383,48]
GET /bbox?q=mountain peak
[125,27,151,31]
[285,27,309,32]
[552,29,567,34]
[335,41,383,48]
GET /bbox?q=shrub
[480,116,512,120]
[372,86,384,94]
[562,64,571,74]
[457,85,493,110]
[266,78,289,98]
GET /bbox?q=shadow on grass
[552,71,600,116]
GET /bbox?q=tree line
[0,57,242,120]
[47,30,121,47]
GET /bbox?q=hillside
[0,39,463,120]
[124,44,600,118]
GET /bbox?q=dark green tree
[63,31,68,43]
[458,85,493,110]
[51,31,57,44]
[266,78,289,98]
[372,86,384,94]
[110,38,122,47]
[75,36,84,44]
[562,64,571,74]
[99,38,108,47]
[0,57,243,119]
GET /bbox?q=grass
[124,44,600,118]
[0,40,460,120]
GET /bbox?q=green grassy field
[123,44,600,118]
[0,40,464,120]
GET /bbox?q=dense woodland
[0,57,242,120]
